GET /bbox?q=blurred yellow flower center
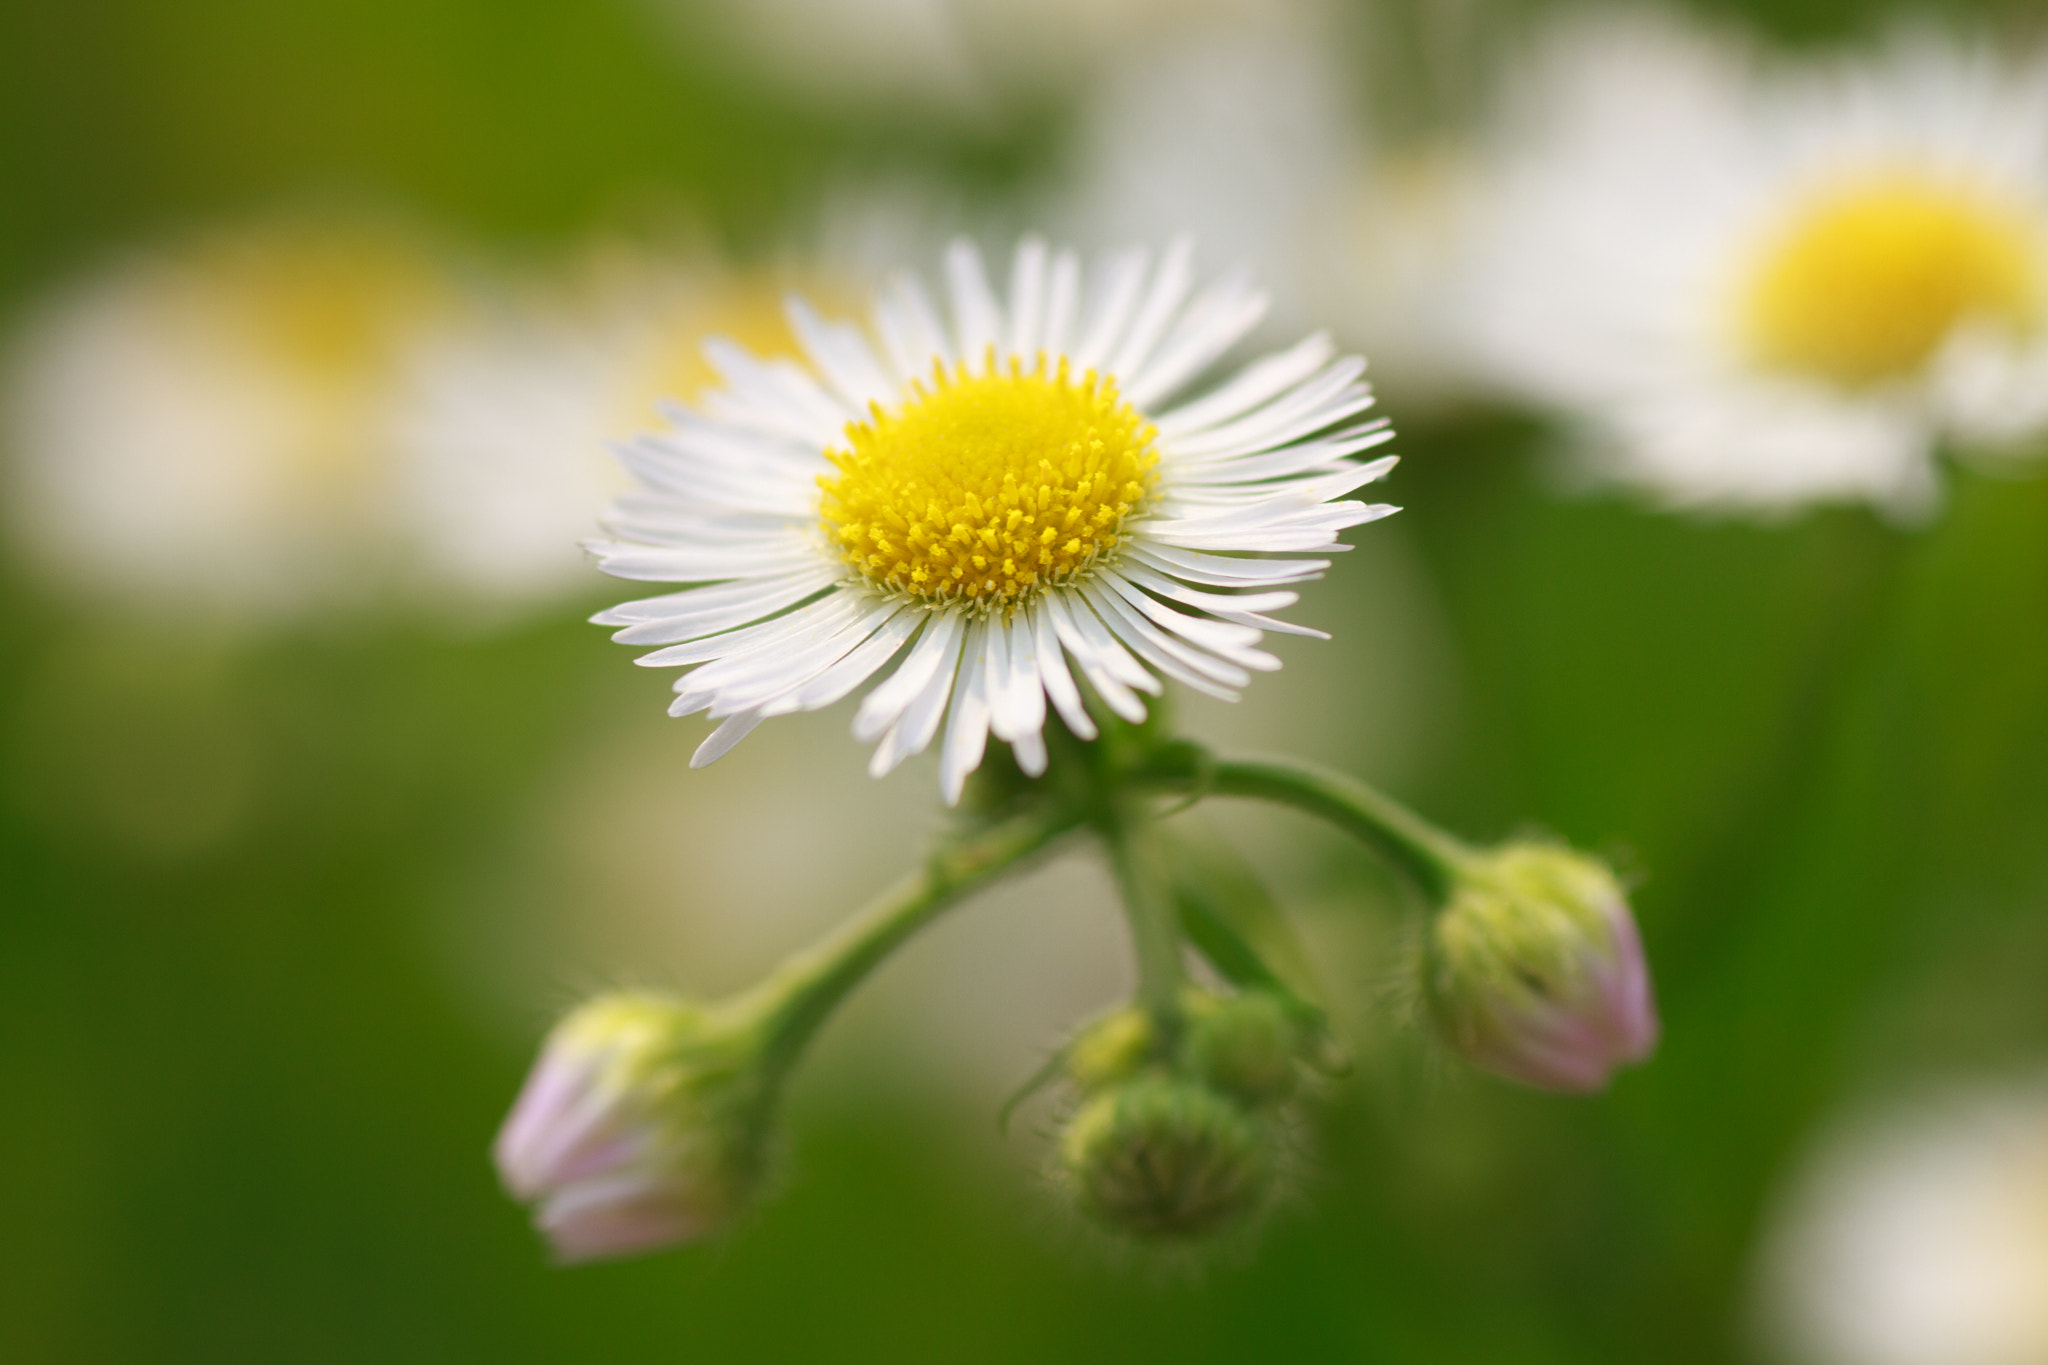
[1742,172,2042,387]
[819,357,1158,612]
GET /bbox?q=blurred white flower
[1464,15,2048,519]
[1052,15,1485,405]
[654,0,1326,120]
[4,215,452,613]
[1755,1077,2048,1365]
[391,249,825,610]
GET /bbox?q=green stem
[1098,795,1187,1029]
[736,806,1080,1085]
[1137,748,1472,904]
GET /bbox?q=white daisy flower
[588,237,1398,803]
[1755,1077,2048,1365]
[1465,16,2048,519]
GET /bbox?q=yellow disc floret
[1742,170,2043,388]
[819,356,1159,612]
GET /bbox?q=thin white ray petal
[1006,236,1048,362]
[1029,599,1096,740]
[869,622,965,776]
[1010,726,1048,778]
[1042,249,1081,360]
[593,567,837,626]
[635,591,859,670]
[1043,592,1151,723]
[588,539,827,583]
[1113,560,1299,618]
[1079,585,1245,702]
[1212,610,1331,640]
[939,619,993,805]
[884,271,952,374]
[786,297,895,411]
[1095,572,1278,669]
[1167,360,1370,458]
[945,239,1003,374]
[765,607,923,715]
[1047,588,1160,694]
[1072,247,1151,373]
[606,573,835,645]
[690,710,766,768]
[1154,333,1337,438]
[986,612,1046,743]
[1124,542,1330,586]
[853,611,963,742]
[1106,235,1194,382]
[1122,274,1269,411]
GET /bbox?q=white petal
[1072,247,1151,373]
[691,710,766,768]
[853,611,963,742]
[938,618,993,805]
[1044,591,1153,723]
[869,621,965,776]
[786,297,895,411]
[945,239,1003,375]
[1042,249,1082,359]
[1154,333,1337,438]
[1106,235,1195,383]
[1122,271,1269,411]
[876,272,950,381]
[1029,599,1097,740]
[637,591,859,670]
[1112,559,1299,618]
[605,571,834,644]
[1005,236,1049,362]
[764,607,923,715]
[1125,542,1330,586]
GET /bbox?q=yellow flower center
[819,357,1158,612]
[1741,170,2042,387]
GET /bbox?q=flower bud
[1064,1006,1156,1091]
[1423,843,1659,1092]
[1058,1075,1272,1241]
[1182,990,1302,1109]
[493,992,765,1263]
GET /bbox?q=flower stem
[737,805,1080,1085]
[1136,748,1472,904]
[1098,794,1187,1031]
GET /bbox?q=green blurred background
[4,0,2047,1360]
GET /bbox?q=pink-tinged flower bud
[493,993,764,1263]
[1423,843,1659,1093]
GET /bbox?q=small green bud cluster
[1055,990,1311,1243]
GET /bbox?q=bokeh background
[5,0,2048,1361]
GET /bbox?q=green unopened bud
[1065,1006,1156,1090]
[1423,843,1660,1093]
[1058,1076,1272,1241]
[494,992,770,1263]
[1182,990,1303,1108]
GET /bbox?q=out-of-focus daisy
[1755,1077,2048,1365]
[4,214,451,612]
[653,0,1326,120]
[589,236,1397,803]
[1465,16,2048,519]
[393,248,822,609]
[1052,15,1485,406]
